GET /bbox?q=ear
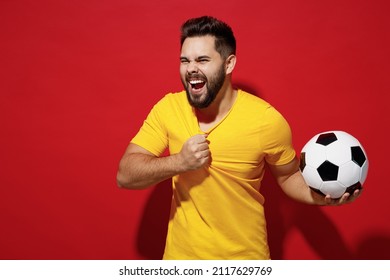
[225,54,236,74]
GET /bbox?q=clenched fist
[179,134,210,171]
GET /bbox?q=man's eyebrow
[180,55,211,61]
[196,56,211,60]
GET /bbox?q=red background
[1,0,389,259]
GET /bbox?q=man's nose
[186,61,199,73]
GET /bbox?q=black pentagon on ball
[351,146,366,167]
[345,182,362,195]
[300,152,306,171]
[317,160,339,181]
[316,132,338,146]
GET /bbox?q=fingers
[325,188,362,206]
[188,134,209,151]
[324,195,337,205]
[192,134,210,160]
[180,134,211,170]
[192,134,208,145]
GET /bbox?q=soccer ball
[299,131,369,199]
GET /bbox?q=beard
[182,64,226,109]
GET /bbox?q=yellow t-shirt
[131,90,296,259]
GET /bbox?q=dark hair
[180,16,236,58]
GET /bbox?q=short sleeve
[262,107,296,165]
[130,98,169,156]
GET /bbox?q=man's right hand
[179,134,210,171]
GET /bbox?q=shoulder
[149,91,191,120]
[236,89,290,127]
[236,89,275,115]
[236,89,274,112]
[156,91,187,107]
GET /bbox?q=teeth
[189,80,204,84]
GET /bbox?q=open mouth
[189,79,206,91]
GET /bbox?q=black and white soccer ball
[299,131,369,199]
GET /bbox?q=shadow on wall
[136,179,172,260]
[261,167,354,259]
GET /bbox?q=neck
[195,81,237,125]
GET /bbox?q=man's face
[180,36,226,109]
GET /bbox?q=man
[116,16,360,259]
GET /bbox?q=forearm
[279,170,327,205]
[116,152,184,189]
[270,158,328,205]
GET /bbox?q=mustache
[186,73,206,80]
